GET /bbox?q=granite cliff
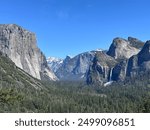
[107,37,140,60]
[55,51,96,81]
[0,24,57,81]
[47,37,146,85]
[87,37,145,85]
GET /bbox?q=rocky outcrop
[87,51,117,85]
[45,36,146,85]
[126,40,150,77]
[102,39,148,82]
[128,37,145,49]
[111,59,128,81]
[87,37,146,85]
[107,37,140,60]
[0,24,57,81]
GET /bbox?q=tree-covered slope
[0,52,149,113]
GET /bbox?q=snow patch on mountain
[47,57,63,72]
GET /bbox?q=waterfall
[125,60,128,77]
[109,68,113,81]
[104,68,113,87]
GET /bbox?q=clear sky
[0,0,150,58]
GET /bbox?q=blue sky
[0,0,150,58]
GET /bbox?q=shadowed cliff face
[87,37,146,85]
[106,39,150,83]
[128,37,145,49]
[0,24,57,81]
[55,51,96,81]
[1,24,149,85]
[87,51,117,85]
[46,36,146,85]
[126,40,150,77]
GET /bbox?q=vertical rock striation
[0,24,57,81]
[87,37,145,85]
[87,51,117,85]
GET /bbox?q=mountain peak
[47,57,63,73]
[138,40,150,59]
[139,40,150,54]
[0,24,27,31]
[128,36,139,41]
[113,37,128,44]
[128,37,145,49]
[107,37,140,60]
[47,57,63,63]
[65,55,73,60]
[95,48,103,51]
[144,40,150,46]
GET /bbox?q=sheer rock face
[87,51,117,85]
[53,36,146,85]
[107,40,149,82]
[107,37,140,60]
[56,51,97,81]
[106,37,145,82]
[127,40,150,77]
[0,24,57,81]
[111,59,129,81]
[87,37,146,85]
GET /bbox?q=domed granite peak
[107,37,140,60]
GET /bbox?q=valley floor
[0,79,150,113]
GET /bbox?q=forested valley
[0,75,150,113]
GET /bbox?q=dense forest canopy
[0,74,150,113]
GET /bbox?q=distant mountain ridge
[47,37,147,85]
[47,57,63,72]
[55,51,95,81]
[0,24,147,85]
